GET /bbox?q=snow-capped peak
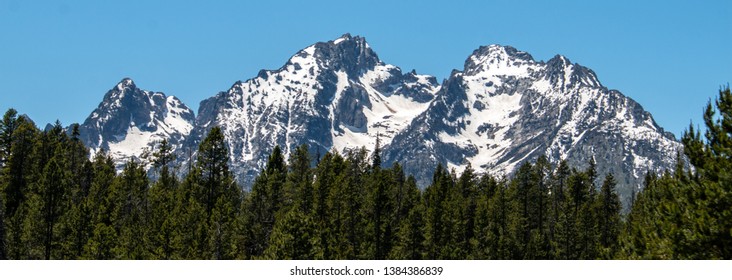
[79,78,195,170]
[76,36,681,211]
[464,44,537,76]
[384,44,681,209]
[332,33,353,45]
[189,34,439,187]
[116,77,136,90]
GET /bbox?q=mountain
[382,45,681,203]
[187,34,439,185]
[79,78,195,169]
[76,35,681,205]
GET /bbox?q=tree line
[0,87,730,260]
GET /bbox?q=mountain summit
[384,43,680,201]
[77,36,681,204]
[189,34,440,184]
[79,78,195,169]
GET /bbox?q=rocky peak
[545,54,602,89]
[298,33,381,76]
[116,77,136,90]
[464,44,535,75]
[79,78,194,170]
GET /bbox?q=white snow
[436,61,527,171]
[331,64,437,153]
[335,70,349,97]
[107,125,155,166]
[164,96,193,135]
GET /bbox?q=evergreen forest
[0,88,730,260]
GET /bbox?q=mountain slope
[382,45,681,202]
[76,36,682,205]
[187,34,439,185]
[79,78,195,169]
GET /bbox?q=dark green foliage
[184,126,241,259]
[619,87,732,259]
[287,144,313,214]
[264,207,322,259]
[389,176,425,260]
[82,150,116,259]
[194,127,236,216]
[2,85,731,260]
[110,160,150,259]
[423,164,462,259]
[148,141,179,259]
[2,115,37,253]
[312,151,345,259]
[1,108,19,167]
[0,195,5,260]
[324,150,367,259]
[596,174,621,258]
[243,145,286,258]
[362,141,396,259]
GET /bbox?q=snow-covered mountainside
[382,45,681,203]
[77,35,681,205]
[79,78,195,169]
[187,34,439,185]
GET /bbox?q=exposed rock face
[383,45,680,204]
[187,34,439,186]
[78,36,681,207]
[79,78,194,170]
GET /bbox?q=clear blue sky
[1,0,730,138]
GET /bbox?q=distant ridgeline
[0,87,729,259]
[74,34,679,210]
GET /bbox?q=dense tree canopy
[0,87,730,259]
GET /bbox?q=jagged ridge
[79,78,195,170]
[76,36,681,207]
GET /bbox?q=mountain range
[75,34,682,206]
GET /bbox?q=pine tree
[340,148,370,258]
[423,164,460,259]
[508,162,533,259]
[550,160,570,258]
[532,156,551,258]
[470,174,500,259]
[363,139,396,259]
[389,175,425,260]
[0,193,6,260]
[82,150,118,259]
[169,175,206,259]
[677,86,732,258]
[57,158,92,259]
[326,150,366,259]
[287,144,313,214]
[390,163,408,228]
[486,179,512,259]
[243,145,286,258]
[312,151,345,259]
[0,109,27,259]
[110,160,150,259]
[40,150,71,259]
[619,87,732,259]
[14,121,70,259]
[265,144,316,259]
[264,207,322,259]
[596,173,621,258]
[195,127,235,216]
[2,116,38,258]
[185,126,240,259]
[0,108,19,168]
[149,140,178,259]
[456,163,477,257]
